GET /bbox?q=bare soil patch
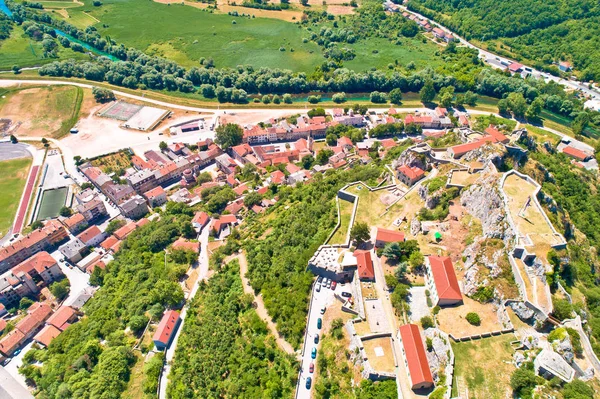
[437,297,503,338]
[362,337,395,372]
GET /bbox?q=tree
[215,123,243,150]
[370,91,387,104]
[332,92,346,103]
[307,107,326,117]
[571,112,590,136]
[200,84,215,98]
[59,206,72,217]
[301,155,315,169]
[552,298,573,320]
[243,192,263,208]
[385,274,398,291]
[497,98,509,114]
[105,219,126,235]
[50,279,70,300]
[300,0,308,5]
[409,251,424,268]
[506,92,527,118]
[10,135,17,144]
[31,220,44,230]
[12,65,20,74]
[465,312,481,326]
[419,80,436,104]
[20,297,34,310]
[325,133,337,146]
[563,380,594,399]
[41,137,49,147]
[159,141,168,151]
[464,90,478,106]
[350,222,370,244]
[91,87,115,103]
[420,316,434,329]
[129,315,149,334]
[438,86,455,108]
[389,88,403,105]
[525,97,544,121]
[283,93,293,104]
[510,367,539,397]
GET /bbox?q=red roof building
[100,235,121,253]
[375,228,405,248]
[16,302,53,339]
[171,237,200,253]
[398,324,434,390]
[508,62,523,73]
[192,211,210,230]
[46,306,77,331]
[562,146,591,161]
[77,225,105,247]
[354,250,375,281]
[114,221,138,240]
[447,139,488,159]
[484,125,509,144]
[426,256,462,306]
[270,170,286,185]
[397,165,425,187]
[0,329,26,356]
[34,324,62,347]
[153,310,181,350]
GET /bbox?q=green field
[0,25,90,70]
[328,198,354,245]
[36,187,68,221]
[80,0,324,71]
[0,157,32,237]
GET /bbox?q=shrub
[465,312,481,326]
[421,316,434,329]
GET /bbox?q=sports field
[36,187,68,221]
[0,158,32,238]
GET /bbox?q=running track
[13,165,40,234]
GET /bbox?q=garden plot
[436,297,504,339]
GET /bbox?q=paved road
[2,340,35,393]
[231,251,297,356]
[296,280,339,399]
[158,225,211,399]
[0,142,32,161]
[48,248,91,306]
[392,3,600,102]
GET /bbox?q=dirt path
[227,251,297,357]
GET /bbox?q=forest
[243,165,382,348]
[407,0,600,81]
[18,209,194,398]
[167,260,298,398]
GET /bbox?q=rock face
[410,217,421,236]
[510,302,535,320]
[396,149,428,171]
[418,184,441,210]
[460,175,514,242]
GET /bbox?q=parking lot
[296,277,349,399]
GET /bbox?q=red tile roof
[34,324,62,347]
[354,250,375,280]
[172,237,199,253]
[449,140,488,157]
[100,235,120,252]
[428,256,462,302]
[508,62,523,72]
[0,329,25,356]
[562,146,589,161]
[192,211,210,227]
[271,170,285,185]
[16,303,52,336]
[337,136,353,147]
[46,306,76,331]
[399,324,433,388]
[376,228,405,244]
[153,310,180,345]
[397,165,425,180]
[63,212,86,229]
[77,225,103,245]
[484,125,509,144]
[286,163,301,174]
[233,183,250,196]
[144,186,166,199]
[114,221,137,240]
[12,251,57,275]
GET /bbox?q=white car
[315,283,321,292]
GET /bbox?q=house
[33,324,62,348]
[484,125,509,144]
[225,199,244,215]
[192,211,210,231]
[375,228,405,248]
[534,348,575,382]
[215,154,238,175]
[337,136,354,150]
[46,306,77,331]
[76,198,108,222]
[120,196,149,219]
[561,146,591,162]
[398,324,434,390]
[171,237,200,253]
[15,302,53,340]
[425,256,462,306]
[558,61,572,72]
[143,186,167,207]
[100,235,121,253]
[211,214,238,237]
[397,165,425,187]
[77,225,106,247]
[354,250,375,281]
[153,310,181,351]
[61,212,87,233]
[0,269,38,307]
[0,329,26,356]
[104,183,136,205]
[447,140,488,159]
[0,221,68,273]
[59,238,87,263]
[508,62,523,74]
[12,251,63,286]
[270,170,286,185]
[114,221,138,240]
[432,27,445,40]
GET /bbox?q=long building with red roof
[398,324,434,390]
[561,145,591,161]
[153,310,181,350]
[375,228,405,248]
[425,256,462,306]
[354,250,375,281]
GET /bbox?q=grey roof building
[534,348,575,383]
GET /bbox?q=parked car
[316,283,321,292]
[306,376,312,389]
[317,318,322,329]
[309,362,314,373]
[326,280,332,289]
[320,306,326,314]
[13,349,21,356]
[311,347,317,359]
[317,276,323,284]
[341,291,351,298]
[314,334,319,344]
[331,281,337,290]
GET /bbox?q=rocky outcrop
[510,302,535,320]
[418,184,442,209]
[395,149,428,171]
[460,175,514,242]
[410,217,421,236]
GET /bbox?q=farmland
[0,157,32,237]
